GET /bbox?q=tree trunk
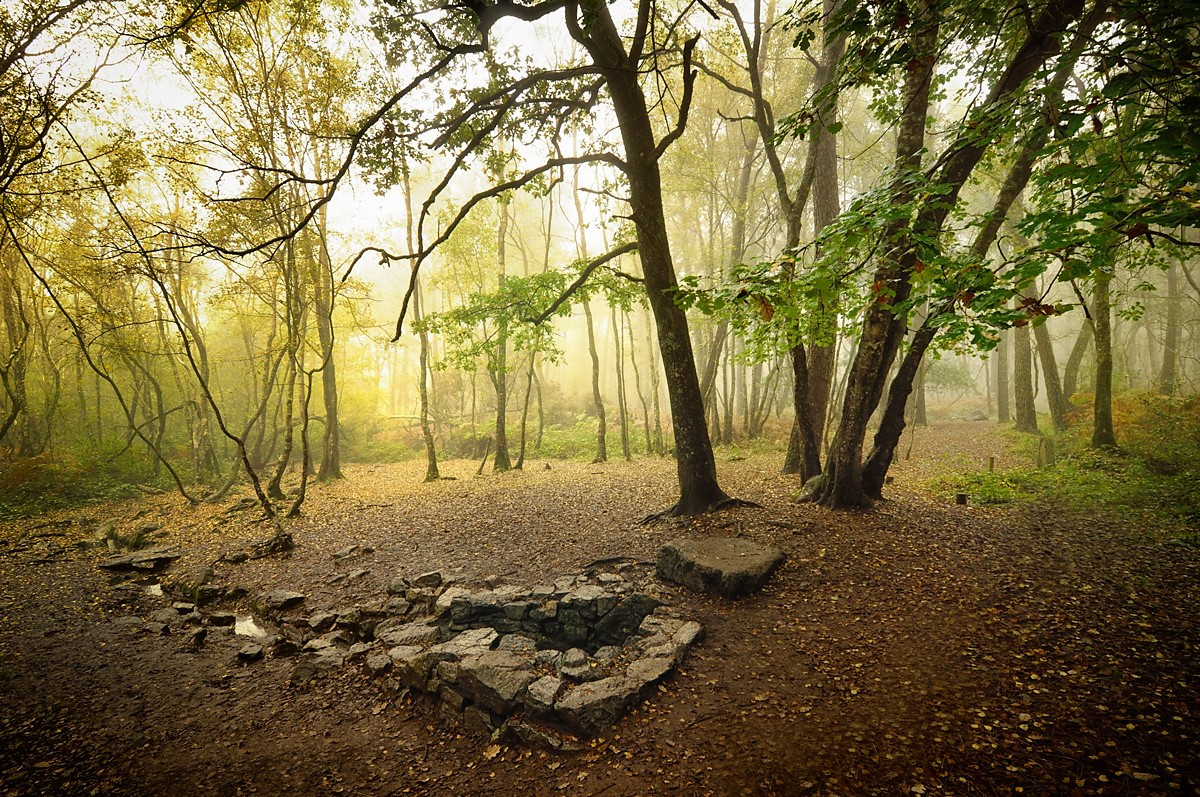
[646,309,664,455]
[721,342,735,445]
[515,355,535,469]
[1092,271,1117,448]
[583,300,607,462]
[492,195,512,472]
[1013,315,1039,433]
[627,310,652,453]
[414,282,440,481]
[1158,260,1180,392]
[862,320,939,497]
[400,167,439,482]
[313,214,343,481]
[810,7,938,508]
[913,361,927,426]
[781,0,845,476]
[1062,317,1093,400]
[268,247,302,499]
[577,8,728,513]
[818,0,1089,501]
[613,305,631,460]
[1032,316,1069,431]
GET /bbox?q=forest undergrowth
[939,394,1200,543]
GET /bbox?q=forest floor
[0,421,1197,797]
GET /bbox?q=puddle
[234,615,268,637]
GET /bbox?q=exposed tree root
[638,496,763,525]
[248,531,295,559]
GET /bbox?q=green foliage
[1017,0,1200,289]
[924,355,977,394]
[535,418,606,460]
[419,269,571,373]
[937,395,1200,541]
[0,448,153,520]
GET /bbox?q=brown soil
[1,422,1196,796]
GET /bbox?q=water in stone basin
[235,615,268,637]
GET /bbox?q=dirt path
[1,423,1196,796]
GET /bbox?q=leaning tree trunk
[515,355,535,469]
[782,0,845,476]
[1062,316,1093,400]
[1032,316,1069,431]
[824,0,1090,500]
[862,318,940,497]
[1092,270,1117,448]
[810,6,938,508]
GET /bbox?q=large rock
[524,675,565,715]
[375,619,440,647]
[593,593,660,645]
[290,649,345,685]
[456,651,536,714]
[430,627,499,659]
[555,676,638,734]
[656,538,784,598]
[98,546,182,572]
[260,590,306,613]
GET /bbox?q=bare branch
[652,36,700,159]
[395,153,622,340]
[178,43,481,259]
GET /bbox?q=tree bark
[572,3,729,514]
[1032,316,1069,430]
[1092,271,1117,447]
[1013,315,1039,433]
[1062,316,1093,400]
[1158,260,1180,392]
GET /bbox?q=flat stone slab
[98,546,182,572]
[656,538,785,598]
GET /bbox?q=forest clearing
[1,422,1197,796]
[4,0,1200,793]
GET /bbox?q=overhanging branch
[526,241,639,324]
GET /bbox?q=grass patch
[937,393,1200,543]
